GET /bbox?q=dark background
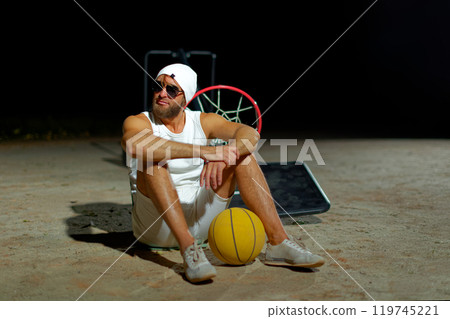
[4,0,449,140]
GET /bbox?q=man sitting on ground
[122,63,325,283]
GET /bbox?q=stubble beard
[152,100,183,119]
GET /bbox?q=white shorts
[132,186,232,248]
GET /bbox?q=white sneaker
[183,242,217,283]
[265,238,325,268]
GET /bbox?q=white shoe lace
[185,242,205,267]
[284,238,313,255]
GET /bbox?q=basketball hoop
[186,85,262,134]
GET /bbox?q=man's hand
[202,145,239,166]
[200,161,227,190]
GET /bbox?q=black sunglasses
[151,81,183,99]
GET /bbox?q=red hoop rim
[185,85,262,133]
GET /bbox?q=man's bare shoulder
[200,112,223,137]
[121,113,153,149]
[200,112,227,124]
[123,113,151,131]
[126,112,149,122]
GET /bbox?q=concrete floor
[0,137,449,300]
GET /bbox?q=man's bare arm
[121,114,238,164]
[200,113,260,157]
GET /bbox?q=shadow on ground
[66,202,186,277]
[66,201,322,284]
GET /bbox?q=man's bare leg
[137,162,194,254]
[215,155,325,268]
[215,154,289,245]
[138,162,218,282]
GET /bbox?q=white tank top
[128,108,208,203]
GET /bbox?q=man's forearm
[124,125,258,164]
[125,130,218,163]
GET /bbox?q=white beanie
[156,63,197,104]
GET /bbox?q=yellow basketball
[208,207,266,265]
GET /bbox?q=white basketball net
[195,89,257,146]
[196,89,256,124]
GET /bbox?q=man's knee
[137,163,176,191]
[141,162,170,177]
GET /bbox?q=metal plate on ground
[229,161,330,218]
